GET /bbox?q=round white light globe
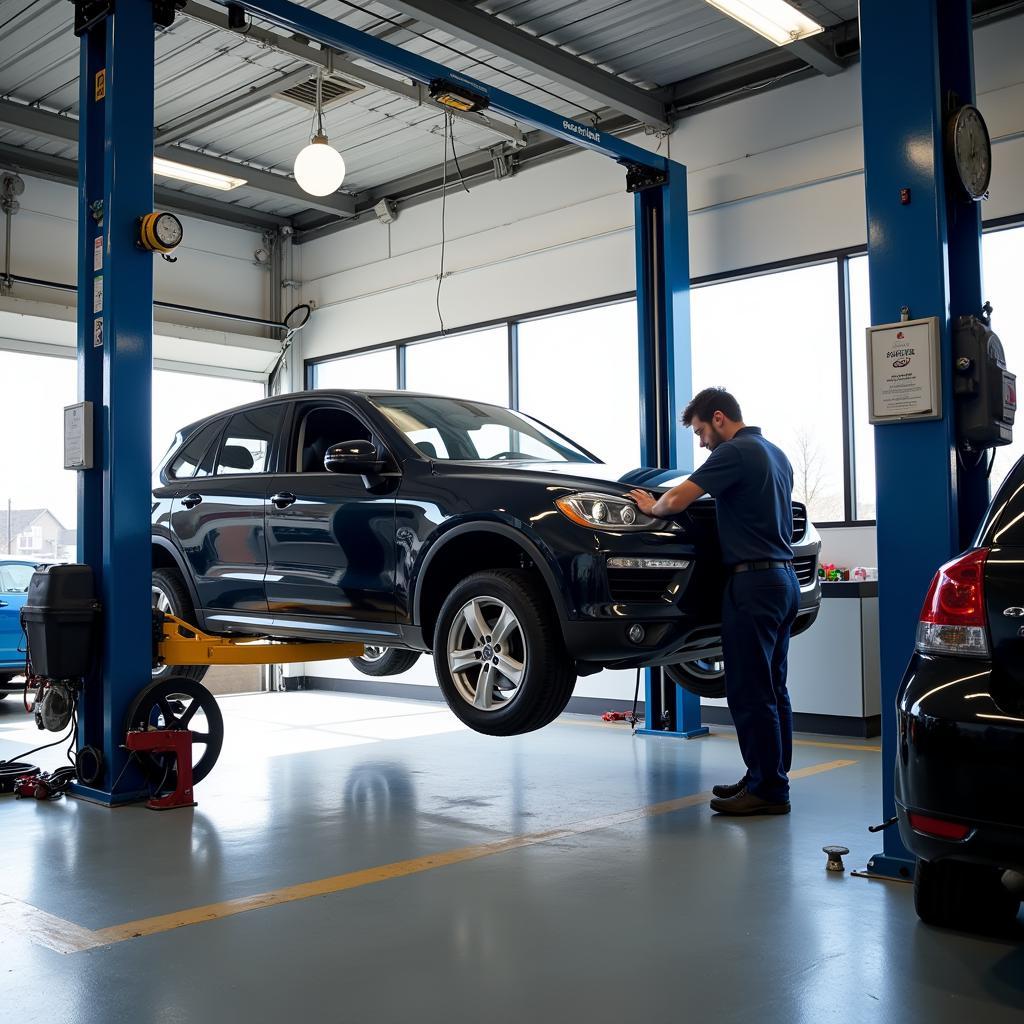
[294,136,346,196]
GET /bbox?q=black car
[896,455,1024,932]
[151,391,821,735]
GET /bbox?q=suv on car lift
[151,391,822,735]
[896,453,1024,933]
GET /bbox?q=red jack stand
[125,729,197,810]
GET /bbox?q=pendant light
[294,71,346,196]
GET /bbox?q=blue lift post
[70,0,700,792]
[71,0,157,803]
[859,0,990,877]
[634,163,707,739]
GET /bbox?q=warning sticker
[93,235,102,272]
[95,70,106,101]
[92,275,102,314]
[93,318,103,349]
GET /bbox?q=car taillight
[908,812,971,841]
[915,547,990,657]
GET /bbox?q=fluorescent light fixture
[705,0,824,46]
[153,156,246,191]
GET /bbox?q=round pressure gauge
[947,104,992,201]
[139,211,184,254]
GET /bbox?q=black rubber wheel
[124,677,224,787]
[914,857,1021,935]
[350,646,421,677]
[433,570,576,736]
[152,567,209,683]
[666,658,726,700]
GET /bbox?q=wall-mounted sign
[866,316,942,423]
[64,402,94,470]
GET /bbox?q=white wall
[2,173,272,341]
[294,18,1024,703]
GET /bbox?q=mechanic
[628,387,799,816]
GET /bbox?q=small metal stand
[634,667,709,739]
[125,728,197,810]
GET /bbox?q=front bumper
[552,519,820,669]
[895,652,1024,871]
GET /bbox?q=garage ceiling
[0,0,1020,239]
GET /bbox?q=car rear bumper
[896,652,1024,871]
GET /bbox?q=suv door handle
[271,492,297,509]
[181,493,203,509]
[0,600,7,608]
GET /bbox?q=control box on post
[953,311,1017,450]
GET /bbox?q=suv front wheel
[433,570,576,736]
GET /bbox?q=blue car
[0,560,35,698]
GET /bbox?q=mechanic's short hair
[682,387,742,426]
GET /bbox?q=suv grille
[682,500,808,541]
[793,555,817,585]
[608,569,677,603]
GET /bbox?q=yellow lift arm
[156,614,364,668]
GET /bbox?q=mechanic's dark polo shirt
[687,426,794,566]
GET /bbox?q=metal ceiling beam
[375,0,671,130]
[0,98,353,218]
[786,37,844,76]
[182,1,527,147]
[155,65,313,144]
[0,142,292,230]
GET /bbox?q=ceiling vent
[277,75,362,111]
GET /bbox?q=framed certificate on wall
[866,316,942,423]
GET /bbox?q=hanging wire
[435,112,450,334]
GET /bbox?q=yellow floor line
[3,758,856,955]
[557,717,881,752]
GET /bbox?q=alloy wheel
[360,645,388,662]
[151,584,174,678]
[446,595,527,712]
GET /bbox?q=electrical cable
[629,666,642,734]
[987,448,998,478]
[435,112,450,334]
[449,116,471,195]
[0,713,77,768]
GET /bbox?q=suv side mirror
[325,439,385,474]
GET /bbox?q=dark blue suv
[151,391,821,735]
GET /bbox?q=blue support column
[634,161,706,739]
[859,0,989,877]
[72,0,156,804]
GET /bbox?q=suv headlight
[554,492,663,531]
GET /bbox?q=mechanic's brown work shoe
[709,787,791,816]
[712,777,747,799]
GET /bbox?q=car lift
[71,0,702,806]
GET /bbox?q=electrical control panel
[953,310,1016,450]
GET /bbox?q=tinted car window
[370,394,593,463]
[296,405,371,472]
[984,454,1024,545]
[0,563,34,592]
[215,406,282,475]
[168,420,223,480]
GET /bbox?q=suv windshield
[370,394,595,463]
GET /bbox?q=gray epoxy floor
[1,691,1021,1024]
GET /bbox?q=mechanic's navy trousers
[720,566,801,804]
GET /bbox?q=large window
[982,225,1024,492]
[404,326,509,405]
[518,300,641,466]
[848,255,875,520]
[313,347,397,391]
[153,369,264,465]
[691,263,846,523]
[0,350,264,557]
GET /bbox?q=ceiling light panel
[705,0,825,47]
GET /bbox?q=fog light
[628,624,645,644]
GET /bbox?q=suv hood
[450,459,691,491]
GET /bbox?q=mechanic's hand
[627,489,657,516]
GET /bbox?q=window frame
[304,215,1024,530]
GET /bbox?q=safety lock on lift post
[138,211,183,263]
[625,163,668,194]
